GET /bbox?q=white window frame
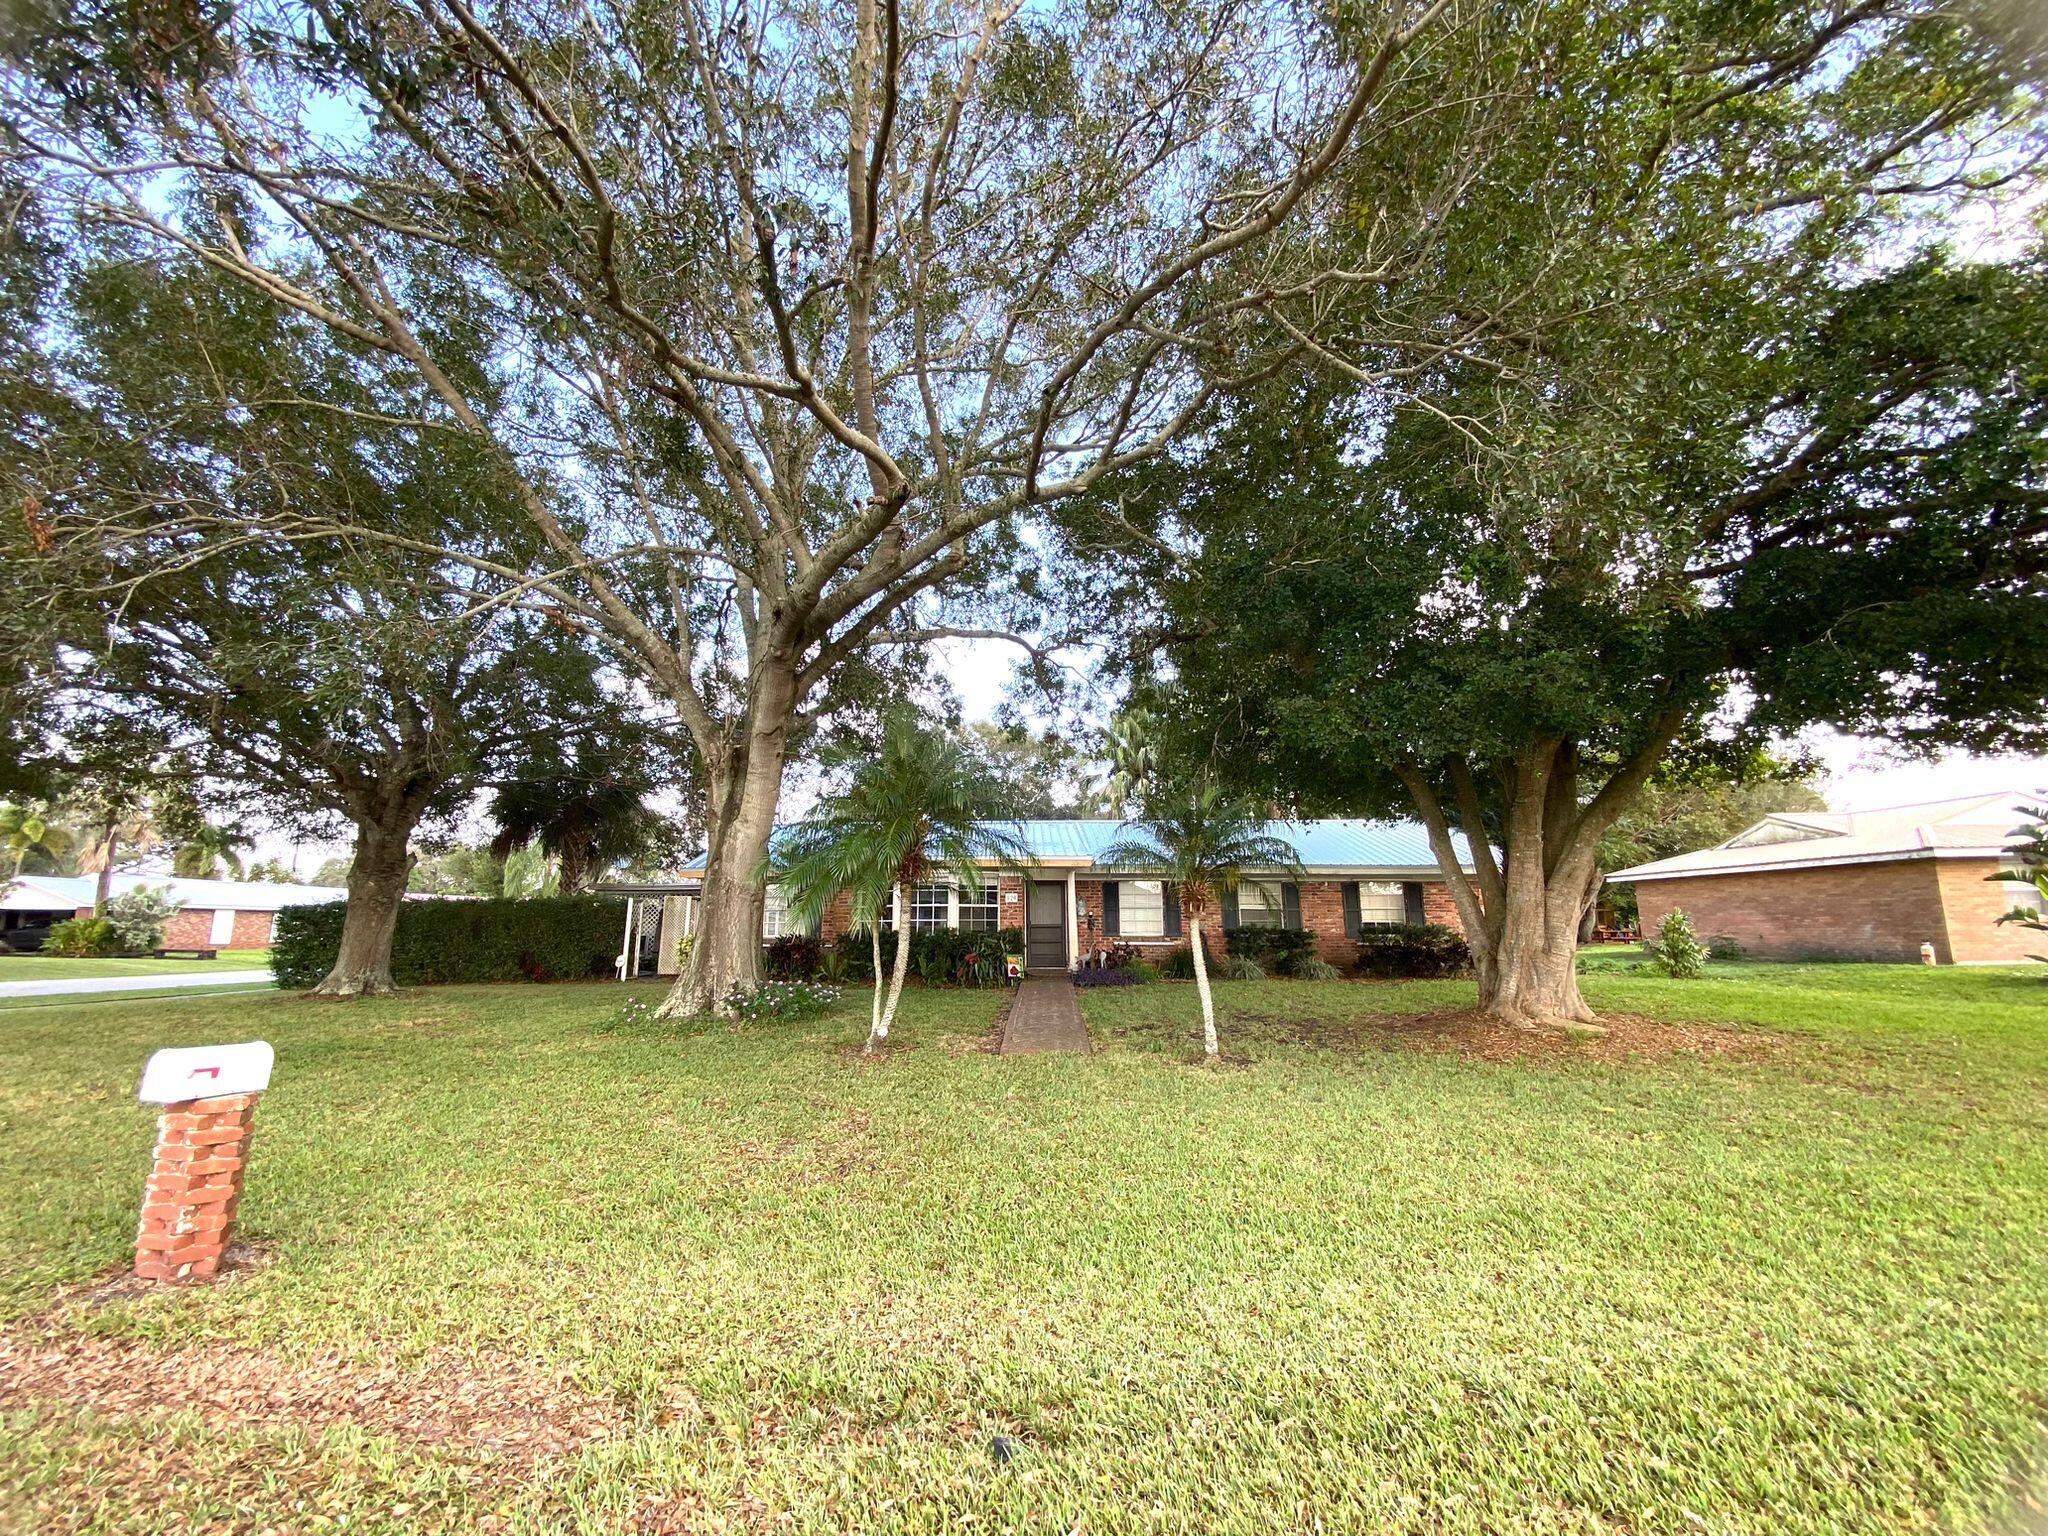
[762,882,794,940]
[957,882,999,931]
[1120,879,1166,938]
[910,881,952,933]
[1357,881,1406,928]
[1997,865,2044,916]
[1236,879,1284,928]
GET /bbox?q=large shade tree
[3,0,1980,1013]
[1081,244,2048,1025]
[2,249,653,995]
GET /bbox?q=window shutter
[1403,882,1426,925]
[1103,881,1121,937]
[1281,882,1301,928]
[1342,881,1361,939]
[1221,889,1240,931]
[1164,886,1182,937]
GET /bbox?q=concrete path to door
[999,975,1091,1054]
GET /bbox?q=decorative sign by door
[1004,952,1024,982]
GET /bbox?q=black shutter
[1282,882,1301,928]
[1221,889,1240,931]
[1103,881,1121,937]
[1342,881,1361,939]
[1403,882,1426,925]
[1164,886,1182,936]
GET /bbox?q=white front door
[209,908,236,946]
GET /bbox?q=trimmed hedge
[821,926,1024,987]
[272,896,627,989]
[1225,925,1318,976]
[1354,923,1471,979]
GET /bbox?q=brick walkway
[999,975,1091,1054]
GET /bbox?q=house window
[1236,880,1284,927]
[1997,865,2044,917]
[910,882,951,932]
[1358,881,1406,928]
[958,884,999,931]
[762,883,794,939]
[1121,879,1166,938]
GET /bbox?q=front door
[1026,880,1067,971]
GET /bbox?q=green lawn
[1,965,2044,1534]
[0,949,271,980]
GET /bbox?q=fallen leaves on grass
[1234,1007,1778,1064]
[0,1326,628,1466]
[1351,1003,1769,1064]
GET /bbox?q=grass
[0,949,271,981]
[1,965,2044,1534]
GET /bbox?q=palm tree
[1095,705,1162,816]
[773,715,1029,1053]
[170,823,253,879]
[1100,780,1302,1061]
[0,802,77,879]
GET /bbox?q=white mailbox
[138,1041,275,1105]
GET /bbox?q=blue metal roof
[682,818,1469,874]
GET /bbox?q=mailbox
[138,1041,274,1105]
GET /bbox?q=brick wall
[808,873,1466,966]
[1936,858,2047,964]
[126,908,279,951]
[1632,859,1966,963]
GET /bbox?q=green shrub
[1160,945,1197,980]
[1294,955,1341,981]
[1707,934,1744,962]
[1225,925,1316,975]
[46,917,118,957]
[1223,952,1265,981]
[105,885,181,952]
[271,896,626,988]
[764,934,825,979]
[1354,923,1471,978]
[828,926,1020,987]
[1653,908,1708,979]
[1126,960,1162,983]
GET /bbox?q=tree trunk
[869,922,886,1045]
[93,825,116,916]
[661,664,799,1019]
[1187,912,1220,1060]
[308,815,419,999]
[1397,721,1684,1032]
[869,881,912,1052]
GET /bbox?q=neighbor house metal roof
[1606,791,2037,883]
[675,818,1470,875]
[0,873,347,913]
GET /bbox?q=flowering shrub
[1072,965,1140,988]
[604,996,661,1032]
[722,979,842,1021]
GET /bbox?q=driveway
[0,970,272,999]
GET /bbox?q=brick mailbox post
[135,1042,274,1284]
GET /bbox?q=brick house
[0,873,345,951]
[1607,791,2044,964]
[607,818,1473,978]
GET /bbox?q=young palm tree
[773,716,1030,1053]
[0,803,78,878]
[1100,780,1303,1062]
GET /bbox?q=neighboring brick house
[0,873,345,951]
[606,819,1473,978]
[1608,791,2044,965]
